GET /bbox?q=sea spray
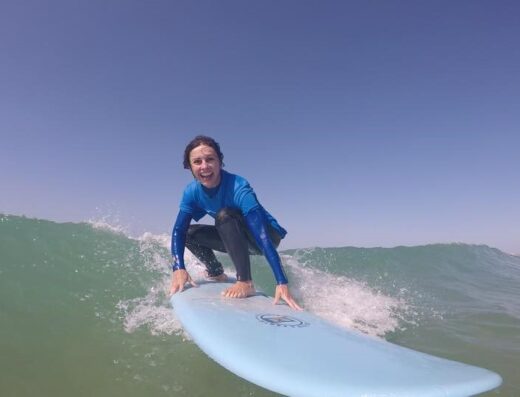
[283,253,409,337]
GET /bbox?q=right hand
[170,269,197,295]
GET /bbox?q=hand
[170,269,197,295]
[273,284,303,311]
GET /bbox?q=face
[189,144,222,188]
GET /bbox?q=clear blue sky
[1,0,519,253]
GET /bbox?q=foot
[222,281,255,298]
[206,272,229,282]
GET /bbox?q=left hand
[273,284,303,311]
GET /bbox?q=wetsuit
[171,170,288,284]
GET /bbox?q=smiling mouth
[199,172,213,180]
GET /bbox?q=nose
[200,159,211,169]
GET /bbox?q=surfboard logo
[256,314,309,328]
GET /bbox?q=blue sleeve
[245,208,288,285]
[233,177,260,215]
[180,184,206,221]
[171,210,192,271]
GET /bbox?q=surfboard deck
[171,281,502,397]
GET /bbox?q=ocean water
[1,214,519,396]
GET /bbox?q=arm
[245,208,301,310]
[171,210,192,271]
[170,210,197,294]
[244,208,288,284]
[245,208,303,310]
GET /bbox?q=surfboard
[170,281,502,397]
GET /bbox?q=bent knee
[215,207,242,224]
[185,225,202,245]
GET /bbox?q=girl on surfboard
[170,135,302,310]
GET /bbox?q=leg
[215,208,258,298]
[215,208,252,281]
[215,207,283,270]
[185,224,225,277]
[186,209,282,298]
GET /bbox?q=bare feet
[222,281,255,298]
[206,272,229,282]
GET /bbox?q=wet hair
[183,135,225,169]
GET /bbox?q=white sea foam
[138,231,171,249]
[117,245,222,337]
[86,220,191,337]
[88,218,127,235]
[117,284,182,337]
[283,254,408,337]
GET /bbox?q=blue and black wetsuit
[171,170,288,284]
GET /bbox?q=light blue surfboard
[171,281,502,397]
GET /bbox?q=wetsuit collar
[201,178,222,198]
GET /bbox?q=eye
[191,159,202,165]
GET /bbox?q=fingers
[278,292,302,310]
[170,270,194,296]
[170,281,183,295]
[286,297,303,311]
[170,279,181,296]
[170,284,180,295]
[273,285,303,311]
